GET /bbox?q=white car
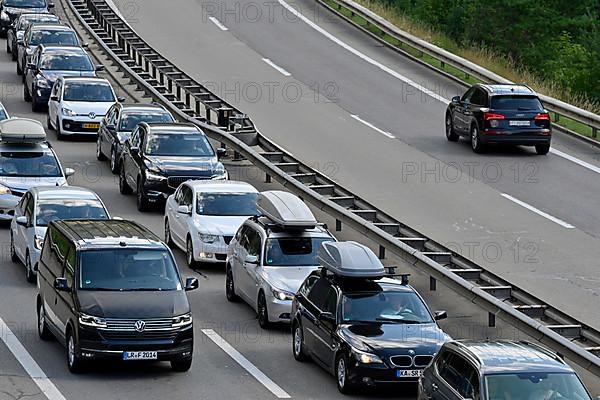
[47,76,123,138]
[0,118,74,220]
[10,186,110,283]
[164,180,259,267]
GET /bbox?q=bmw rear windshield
[491,95,544,111]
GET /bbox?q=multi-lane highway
[0,0,599,399]
[117,0,600,332]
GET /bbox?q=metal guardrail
[66,0,600,378]
[319,0,600,141]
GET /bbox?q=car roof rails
[0,118,46,144]
[318,241,385,278]
[257,190,318,230]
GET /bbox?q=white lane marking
[501,193,575,229]
[262,58,292,77]
[201,329,291,399]
[350,114,395,139]
[0,317,67,400]
[278,0,448,103]
[550,148,600,175]
[209,17,229,31]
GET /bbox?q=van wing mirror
[54,277,70,292]
[185,277,199,291]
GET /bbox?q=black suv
[0,0,54,36]
[291,269,449,393]
[118,122,227,211]
[418,340,594,400]
[445,84,551,154]
[36,219,199,373]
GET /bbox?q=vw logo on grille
[134,320,146,332]
[88,112,96,119]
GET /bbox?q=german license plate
[83,123,100,129]
[397,369,423,378]
[123,351,157,360]
[509,120,530,127]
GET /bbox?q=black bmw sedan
[291,273,450,393]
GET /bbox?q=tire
[25,251,35,284]
[292,322,308,362]
[136,179,151,211]
[37,300,52,341]
[31,92,42,112]
[46,113,54,131]
[535,144,550,155]
[225,265,239,302]
[23,83,31,102]
[171,359,192,372]
[56,118,64,140]
[186,236,198,268]
[336,354,355,394]
[164,219,175,247]
[11,47,17,61]
[257,292,271,329]
[471,124,485,153]
[96,136,106,161]
[119,165,132,194]
[445,112,459,142]
[67,331,84,373]
[110,146,119,174]
[6,37,10,53]
[10,233,18,263]
[16,61,22,76]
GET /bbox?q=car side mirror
[17,39,24,46]
[451,95,461,104]
[95,64,105,71]
[26,62,36,70]
[117,96,125,102]
[434,310,447,321]
[54,277,70,292]
[81,42,89,48]
[130,146,139,153]
[216,148,227,158]
[50,95,58,102]
[64,167,75,178]
[106,123,116,132]
[48,2,55,8]
[185,277,199,291]
[319,312,335,324]
[177,205,191,215]
[244,255,258,265]
[16,215,27,226]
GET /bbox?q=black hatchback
[445,84,552,154]
[36,219,199,373]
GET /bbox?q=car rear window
[491,95,543,111]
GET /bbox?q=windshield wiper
[375,317,422,324]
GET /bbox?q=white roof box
[318,241,385,278]
[257,190,317,229]
[0,118,46,143]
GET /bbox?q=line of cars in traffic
[0,2,594,398]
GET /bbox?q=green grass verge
[322,0,598,141]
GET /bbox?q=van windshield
[79,249,181,291]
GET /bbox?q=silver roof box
[0,118,46,143]
[318,241,385,278]
[257,190,317,229]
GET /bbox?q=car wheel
[56,117,64,140]
[471,124,485,153]
[25,251,35,284]
[96,136,106,161]
[23,83,31,102]
[292,322,308,362]
[11,47,16,61]
[136,179,151,211]
[336,354,355,394]
[535,144,550,155]
[31,92,42,112]
[10,233,18,263]
[171,359,192,372]
[37,300,52,341]
[6,38,10,53]
[16,61,22,75]
[67,331,84,373]
[257,292,271,329]
[186,236,198,268]
[445,113,459,142]
[110,146,119,174]
[119,165,132,194]
[164,219,175,247]
[225,265,239,302]
[46,113,54,130]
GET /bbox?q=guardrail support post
[488,313,496,328]
[379,245,385,260]
[593,127,598,139]
[430,277,436,291]
[335,219,342,231]
[265,173,272,183]
[554,113,560,123]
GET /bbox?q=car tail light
[534,113,550,120]
[484,112,505,121]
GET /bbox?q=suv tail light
[484,112,505,128]
[534,113,550,120]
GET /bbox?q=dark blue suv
[445,84,552,155]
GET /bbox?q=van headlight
[272,289,294,301]
[79,313,106,328]
[172,313,192,328]
[34,235,44,250]
[351,348,383,364]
